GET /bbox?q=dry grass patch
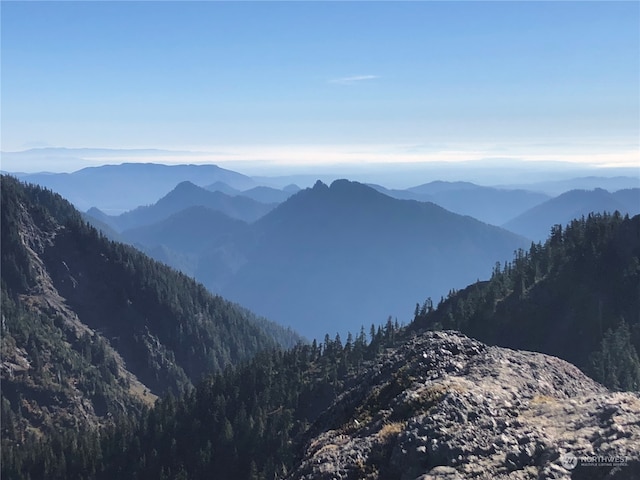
[530,395,556,405]
[378,421,405,442]
[128,378,157,407]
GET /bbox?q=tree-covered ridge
[0,175,293,448]
[413,212,640,390]
[41,220,277,392]
[1,290,147,445]
[1,172,80,294]
[2,322,403,480]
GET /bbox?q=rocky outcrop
[290,331,640,480]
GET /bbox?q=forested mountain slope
[414,212,640,390]
[119,206,252,291]
[0,175,295,443]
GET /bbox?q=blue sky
[2,1,639,171]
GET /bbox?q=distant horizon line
[3,159,639,175]
[2,144,639,174]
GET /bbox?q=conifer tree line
[413,211,640,391]
[2,321,403,479]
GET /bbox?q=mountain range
[93,178,638,250]
[2,173,639,480]
[89,180,275,232]
[115,179,529,340]
[50,164,636,340]
[14,162,256,213]
[368,181,551,226]
[101,178,639,341]
[499,175,640,196]
[10,160,638,223]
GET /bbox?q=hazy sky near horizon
[2,1,639,171]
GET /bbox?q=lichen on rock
[289,331,640,480]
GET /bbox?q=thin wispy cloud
[329,75,379,85]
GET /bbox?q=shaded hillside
[414,212,640,391]
[613,188,640,214]
[222,180,528,340]
[0,175,287,442]
[503,188,638,240]
[96,181,275,232]
[121,206,252,291]
[15,160,256,213]
[80,210,123,242]
[122,206,249,255]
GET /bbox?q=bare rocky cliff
[290,331,640,480]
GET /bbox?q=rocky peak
[290,331,640,480]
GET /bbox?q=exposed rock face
[290,331,640,480]
[1,195,155,434]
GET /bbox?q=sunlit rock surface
[290,331,640,480]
